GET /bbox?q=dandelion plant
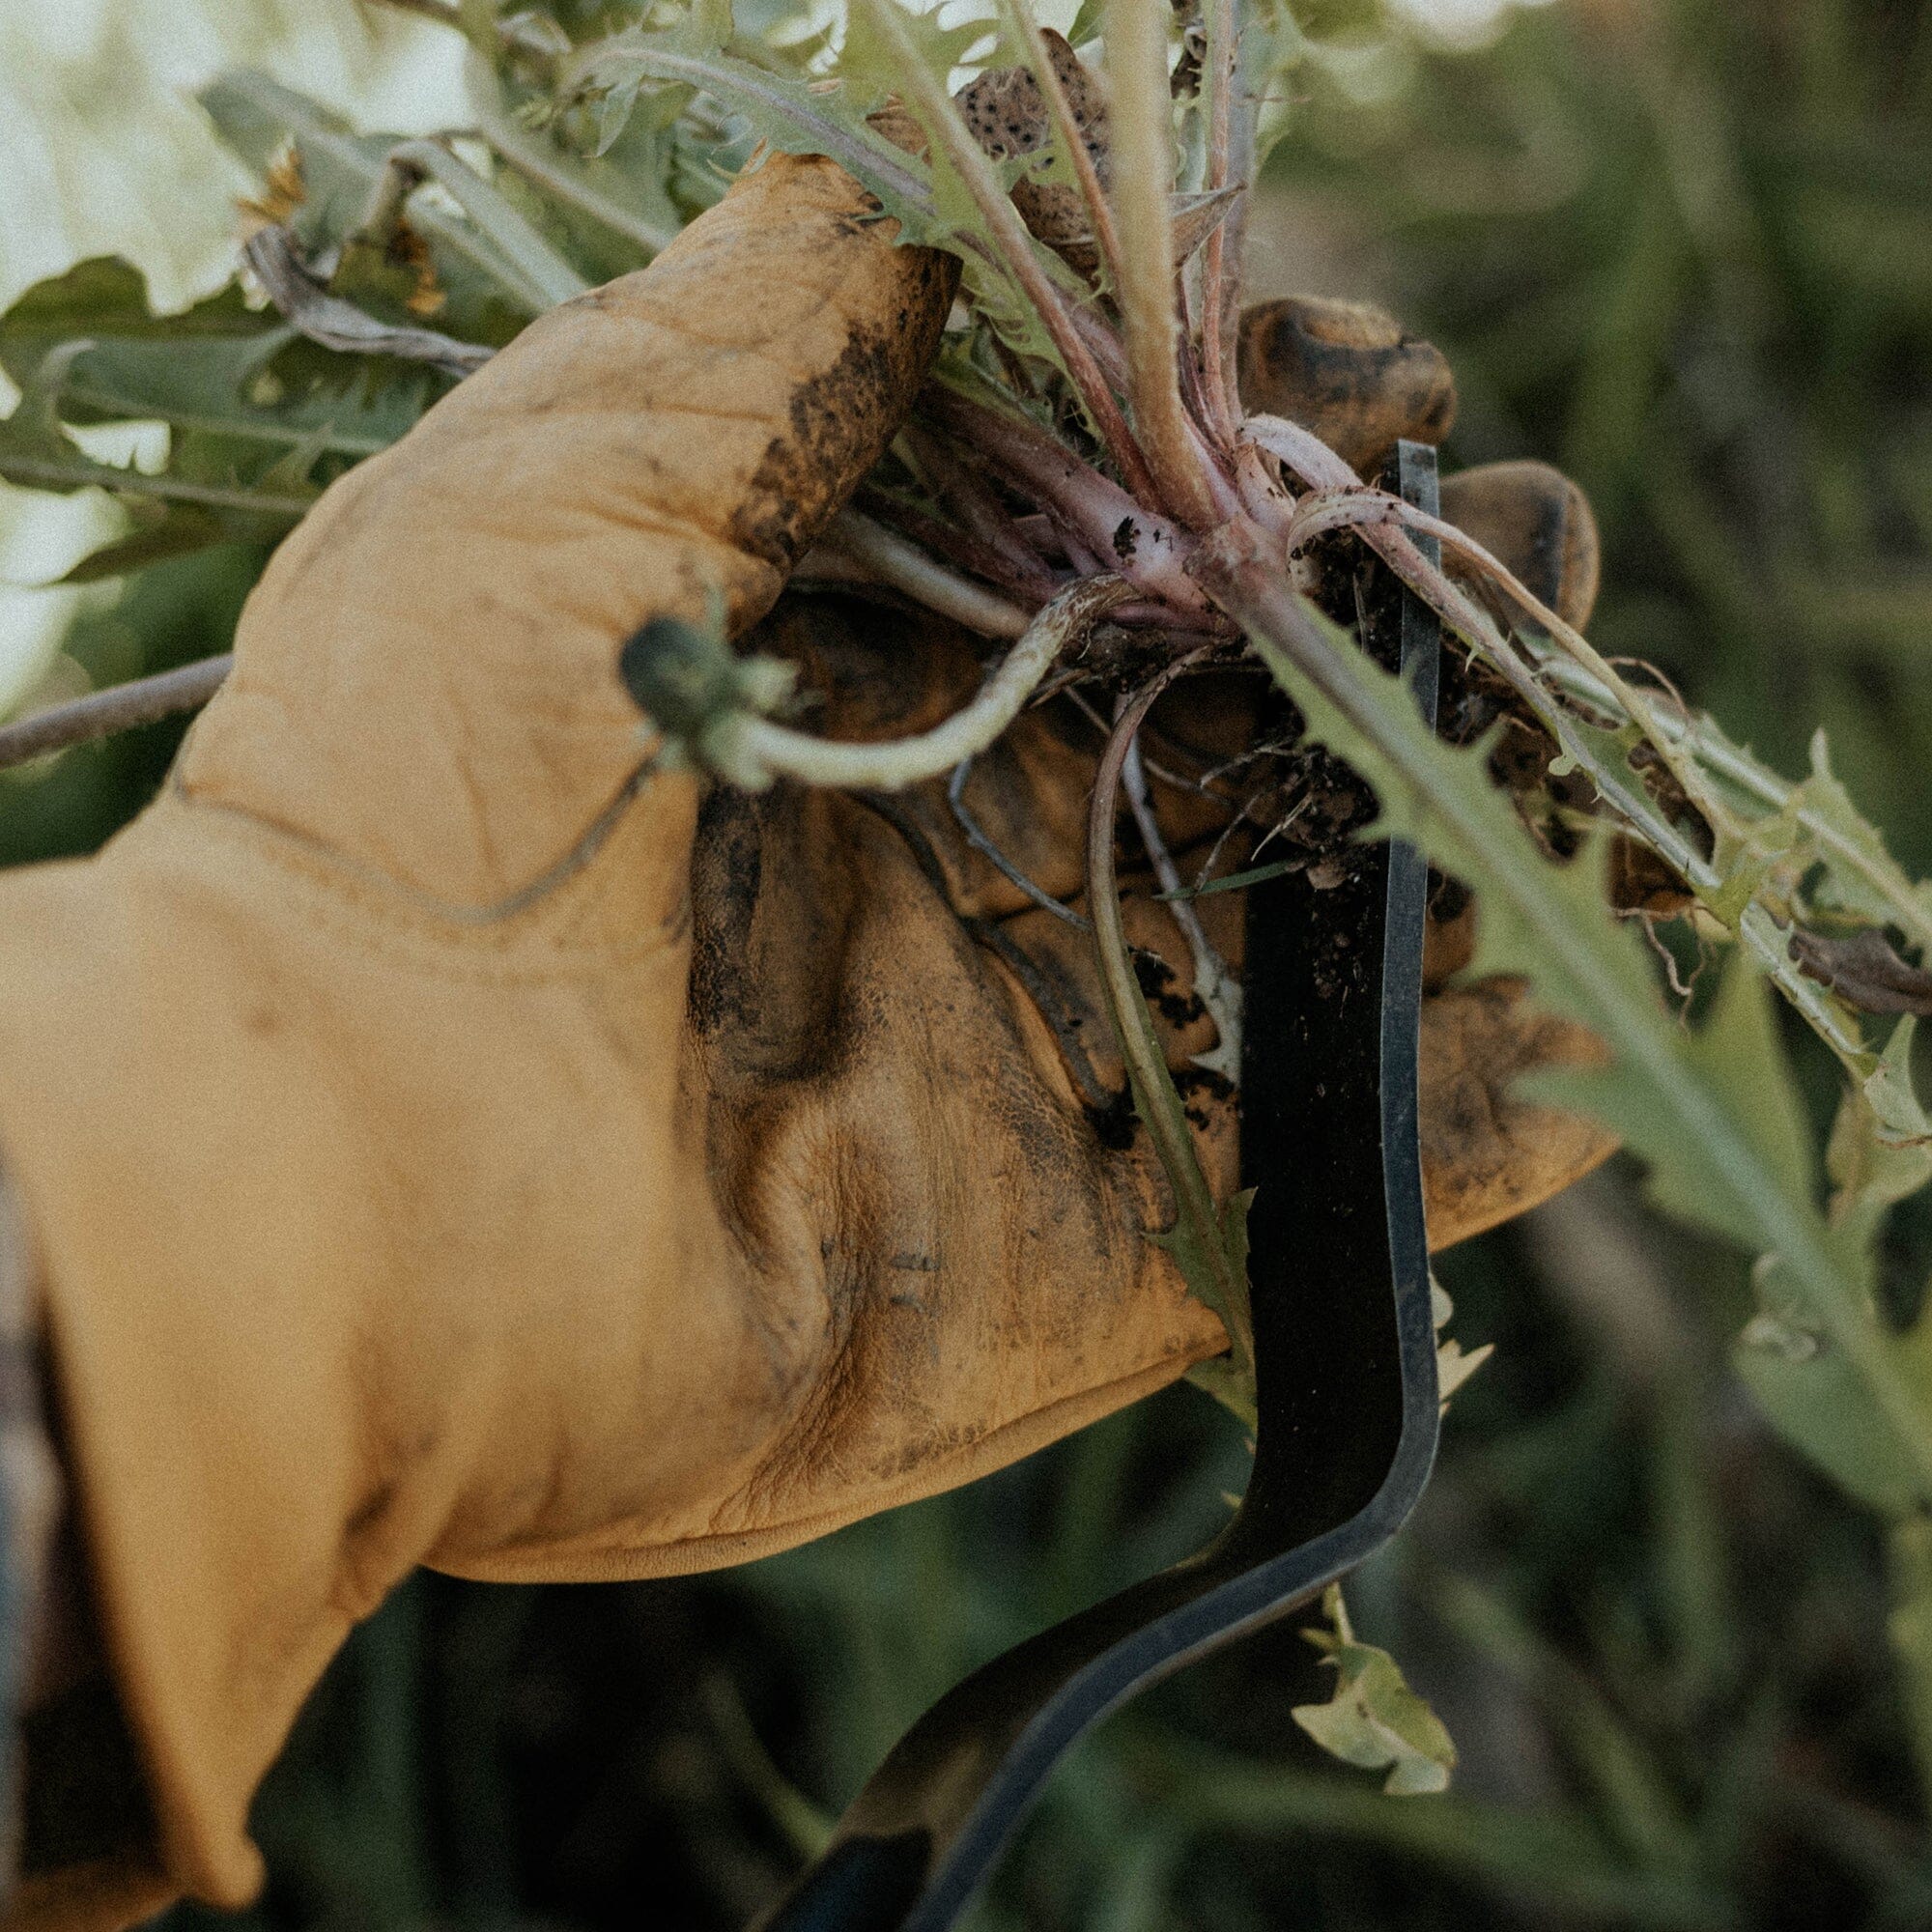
[7,0,1932,1788]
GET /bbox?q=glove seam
[125,771,693,983]
[164,750,660,921]
[429,1341,1222,1586]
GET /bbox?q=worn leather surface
[0,153,1609,1928]
[1439,459,1602,631]
[1238,295,1459,474]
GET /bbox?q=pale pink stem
[1104,0,1222,529]
[1293,487,1742,836]
[926,389,1211,615]
[1072,303,1244,520]
[1239,412,1360,492]
[900,425,1053,582]
[820,509,1034,639]
[852,0,1160,506]
[998,0,1128,298]
[1233,439,1295,534]
[1197,0,1241,447]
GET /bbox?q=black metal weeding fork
[758,441,1448,1932]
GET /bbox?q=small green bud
[616,614,795,777]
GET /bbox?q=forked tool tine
[758,440,1448,1932]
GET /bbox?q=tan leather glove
[0,157,1611,1926]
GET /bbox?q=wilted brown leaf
[1790,927,1932,1016]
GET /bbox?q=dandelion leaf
[1242,599,1932,1511]
[1293,1586,1457,1796]
[0,258,428,579]
[198,70,531,340]
[1829,1020,1932,1215]
[1797,729,1932,930]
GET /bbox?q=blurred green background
[5,0,1932,1926]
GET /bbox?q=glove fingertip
[1439,459,1602,632]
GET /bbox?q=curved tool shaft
[757,441,1446,1932]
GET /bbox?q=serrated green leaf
[1796,728,1932,929]
[1294,1585,1457,1796]
[1736,1200,1932,1513]
[572,5,1105,397]
[2,265,428,452]
[0,258,434,581]
[569,36,938,231]
[0,413,309,572]
[81,335,423,463]
[1207,559,1932,1512]
[1704,804,1801,930]
[839,0,993,102]
[0,259,265,389]
[1065,0,1107,47]
[1627,682,1932,960]
[464,51,679,265]
[45,505,231,584]
[385,138,589,311]
[1736,1313,1930,1517]
[1829,1018,1932,1216]
[1589,946,1811,1245]
[1519,642,1932,1093]
[198,71,538,336]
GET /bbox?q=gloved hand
[0,154,1610,1928]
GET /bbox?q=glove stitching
[143,766,692,984]
[440,1352,1215,1586]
